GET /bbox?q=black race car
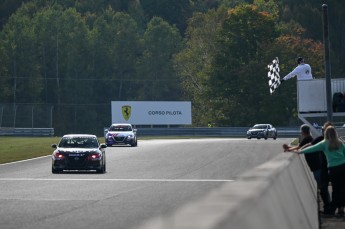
[51,134,106,173]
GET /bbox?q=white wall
[111,101,192,125]
[298,78,345,112]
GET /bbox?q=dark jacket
[299,135,321,172]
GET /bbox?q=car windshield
[109,125,132,131]
[253,125,268,129]
[58,137,99,148]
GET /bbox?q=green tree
[206,4,278,126]
[0,0,30,29]
[262,34,323,125]
[0,37,10,101]
[140,0,193,34]
[280,0,345,76]
[90,9,140,102]
[136,17,183,101]
[43,7,91,106]
[33,5,64,104]
[0,2,43,104]
[174,7,228,125]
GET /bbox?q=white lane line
[0,155,50,166]
[0,178,234,182]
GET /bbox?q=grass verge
[0,136,235,164]
[0,137,62,164]
[0,136,108,164]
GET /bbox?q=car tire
[131,139,138,147]
[97,165,105,174]
[257,137,261,139]
[247,136,251,139]
[52,167,61,174]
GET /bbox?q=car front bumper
[52,158,103,171]
[247,131,267,138]
[105,136,135,146]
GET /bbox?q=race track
[0,138,290,229]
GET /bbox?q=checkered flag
[268,57,280,94]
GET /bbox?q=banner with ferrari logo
[122,105,131,121]
[111,101,192,125]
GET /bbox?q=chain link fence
[0,103,111,136]
[0,104,53,128]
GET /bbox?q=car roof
[62,134,97,138]
[110,123,132,126]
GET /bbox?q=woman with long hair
[297,126,345,217]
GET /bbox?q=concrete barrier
[138,153,318,229]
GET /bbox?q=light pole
[322,4,333,121]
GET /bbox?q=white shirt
[283,63,313,81]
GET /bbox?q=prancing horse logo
[122,105,131,121]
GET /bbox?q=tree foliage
[175,2,324,126]
[136,17,183,100]
[0,0,343,133]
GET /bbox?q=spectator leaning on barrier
[283,124,321,184]
[300,121,334,215]
[296,126,345,218]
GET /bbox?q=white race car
[105,123,138,147]
[247,124,277,140]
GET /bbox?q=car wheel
[247,137,251,139]
[131,143,137,147]
[52,167,61,174]
[257,137,261,140]
[97,165,105,174]
[131,139,138,147]
[273,133,277,140]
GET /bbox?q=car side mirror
[100,143,107,148]
[52,144,57,148]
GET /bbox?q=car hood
[56,147,99,153]
[107,131,133,136]
[248,128,266,132]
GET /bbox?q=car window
[253,125,267,129]
[109,125,132,131]
[59,137,98,148]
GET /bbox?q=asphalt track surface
[0,138,288,229]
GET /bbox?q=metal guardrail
[1,127,299,138]
[135,127,300,138]
[0,128,54,136]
